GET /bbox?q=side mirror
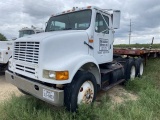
[112,10,121,29]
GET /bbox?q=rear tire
[125,59,136,81]
[135,58,144,77]
[64,71,97,112]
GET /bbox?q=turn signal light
[89,39,94,43]
[56,71,69,80]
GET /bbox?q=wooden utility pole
[129,19,132,45]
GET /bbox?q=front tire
[64,71,97,112]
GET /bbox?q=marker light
[89,39,94,43]
[56,71,69,80]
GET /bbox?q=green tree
[0,33,7,41]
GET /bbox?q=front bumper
[5,70,64,106]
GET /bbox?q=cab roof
[52,6,114,17]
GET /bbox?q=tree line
[0,33,7,41]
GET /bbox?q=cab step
[102,79,125,91]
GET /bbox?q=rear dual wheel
[130,65,136,79]
[125,58,144,81]
[135,58,144,77]
[125,59,136,81]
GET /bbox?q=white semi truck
[0,27,44,73]
[0,41,13,73]
[19,26,44,38]
[6,6,144,112]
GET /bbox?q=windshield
[19,30,35,38]
[46,10,92,32]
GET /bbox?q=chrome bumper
[5,70,64,106]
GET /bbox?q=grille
[14,42,40,64]
[16,64,35,74]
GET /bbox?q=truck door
[93,12,113,64]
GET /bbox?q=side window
[95,13,109,34]
[75,23,89,30]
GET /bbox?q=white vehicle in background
[6,6,144,112]
[19,26,44,38]
[0,41,13,73]
[0,26,44,73]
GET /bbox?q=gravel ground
[0,74,21,102]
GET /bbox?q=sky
[0,0,160,44]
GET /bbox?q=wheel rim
[130,66,136,80]
[140,63,144,76]
[77,81,94,104]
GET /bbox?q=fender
[70,55,101,84]
[42,54,101,84]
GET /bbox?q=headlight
[49,71,56,78]
[43,70,69,80]
[43,70,55,79]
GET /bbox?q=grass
[1,58,160,120]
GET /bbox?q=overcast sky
[0,0,160,44]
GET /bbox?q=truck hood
[15,30,87,42]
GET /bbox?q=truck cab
[0,27,44,73]
[19,26,44,38]
[6,6,141,112]
[0,41,13,72]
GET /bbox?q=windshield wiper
[49,29,55,31]
[63,28,72,30]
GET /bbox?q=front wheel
[64,71,97,112]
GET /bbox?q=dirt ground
[0,74,21,102]
[0,74,138,104]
